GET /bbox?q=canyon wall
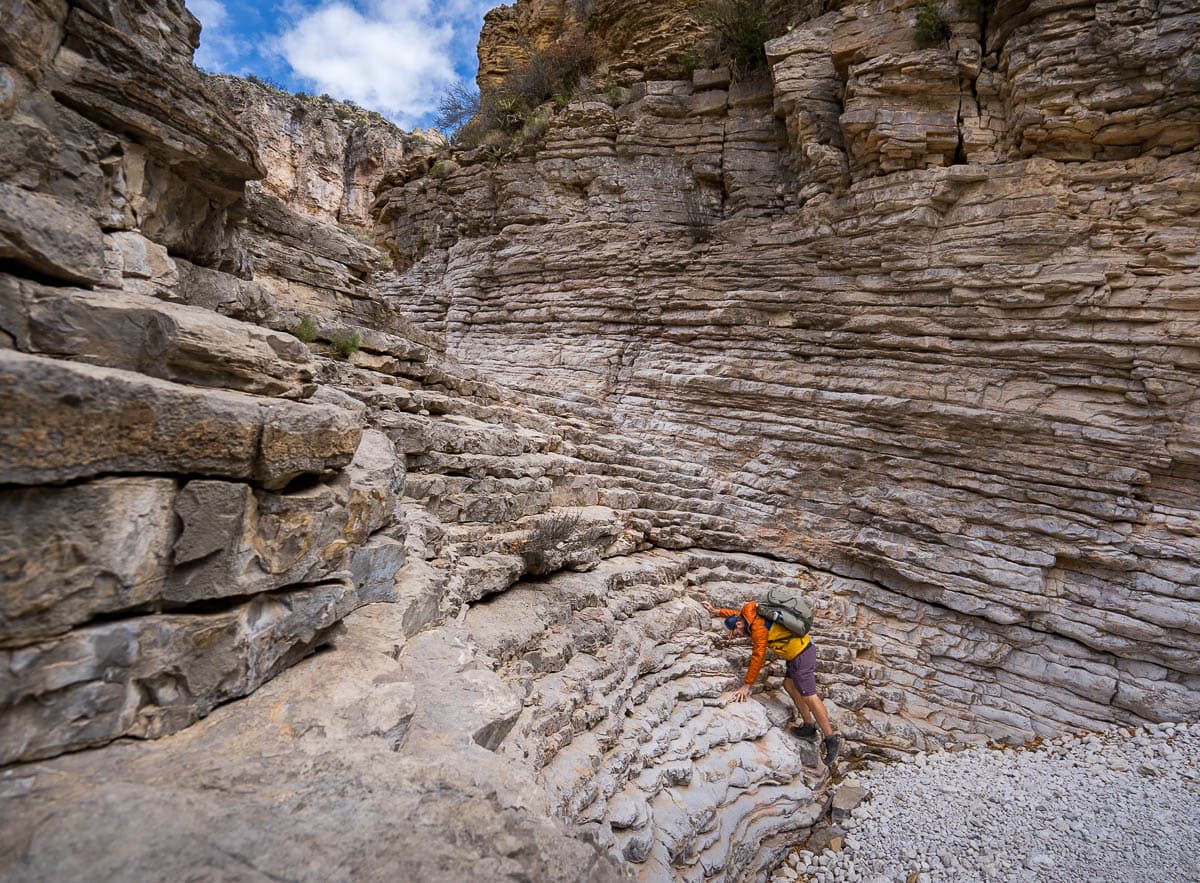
[378,0,1200,753]
[0,3,859,881]
[205,75,439,233]
[2,0,1198,881]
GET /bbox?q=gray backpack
[759,585,813,637]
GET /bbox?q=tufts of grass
[521,511,583,575]
[331,332,362,359]
[292,315,319,343]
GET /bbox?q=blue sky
[189,0,504,129]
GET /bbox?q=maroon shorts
[785,644,817,696]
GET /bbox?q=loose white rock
[775,723,1200,883]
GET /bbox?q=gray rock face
[1,478,177,645]
[2,0,1198,880]
[0,580,359,765]
[0,349,360,488]
[377,0,1200,744]
[0,276,316,398]
[0,183,106,285]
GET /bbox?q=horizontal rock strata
[0,0,397,766]
[378,0,1200,750]
[4,0,1199,880]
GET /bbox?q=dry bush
[696,0,785,79]
[445,28,596,150]
[522,511,583,575]
[433,82,480,136]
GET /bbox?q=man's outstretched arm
[700,600,740,618]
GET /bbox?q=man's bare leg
[783,679,815,723]
[801,693,833,738]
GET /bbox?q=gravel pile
[771,722,1200,883]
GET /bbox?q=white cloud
[190,0,242,72]
[278,0,500,127]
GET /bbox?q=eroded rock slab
[0,349,361,488]
[0,580,360,765]
[0,277,316,398]
[0,604,625,882]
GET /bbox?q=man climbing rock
[701,598,842,768]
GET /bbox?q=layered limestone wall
[4,1,1199,881]
[0,3,851,881]
[0,0,388,765]
[377,0,1200,755]
[477,0,709,86]
[205,75,438,232]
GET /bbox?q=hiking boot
[822,734,842,768]
[791,722,818,739]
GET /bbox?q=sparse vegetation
[238,74,393,127]
[521,511,583,575]
[696,0,783,80]
[914,0,952,47]
[331,332,362,358]
[568,0,598,25]
[673,51,702,78]
[684,190,718,244]
[292,315,319,343]
[428,160,453,180]
[435,27,596,152]
[520,108,554,143]
[244,73,289,93]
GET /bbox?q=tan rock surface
[206,75,437,232]
[3,0,1199,880]
[0,349,361,488]
[377,0,1200,753]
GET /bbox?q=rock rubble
[772,722,1200,883]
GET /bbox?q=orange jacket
[718,601,771,685]
[718,601,811,685]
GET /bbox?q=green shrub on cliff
[331,332,361,358]
[914,0,952,47]
[960,0,995,22]
[292,315,319,343]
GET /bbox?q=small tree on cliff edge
[434,82,481,137]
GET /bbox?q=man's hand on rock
[723,684,751,703]
[700,600,718,615]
